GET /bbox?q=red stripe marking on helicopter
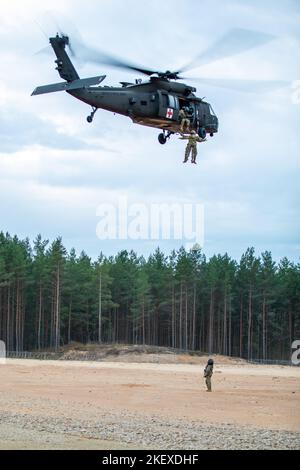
[166,108,174,119]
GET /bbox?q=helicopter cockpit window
[209,104,216,116]
[168,95,176,109]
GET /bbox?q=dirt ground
[0,356,299,449]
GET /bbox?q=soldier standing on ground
[204,358,214,392]
[180,130,206,164]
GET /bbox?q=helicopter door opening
[178,99,196,125]
[178,98,187,109]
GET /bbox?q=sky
[0,0,299,262]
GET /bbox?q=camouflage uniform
[179,108,190,133]
[181,131,204,164]
[204,360,214,392]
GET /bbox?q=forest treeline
[0,232,299,359]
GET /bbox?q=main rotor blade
[34,46,52,56]
[179,28,276,73]
[187,77,289,93]
[72,41,158,76]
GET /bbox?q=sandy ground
[0,357,299,449]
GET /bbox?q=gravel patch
[0,409,299,450]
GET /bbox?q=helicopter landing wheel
[198,127,206,139]
[87,107,97,124]
[158,133,167,145]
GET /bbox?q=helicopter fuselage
[68,78,218,136]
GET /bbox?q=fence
[5,351,188,363]
[5,351,169,362]
[249,358,298,366]
[6,351,65,360]
[4,350,299,365]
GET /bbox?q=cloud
[0,110,95,153]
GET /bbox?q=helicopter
[31,28,283,145]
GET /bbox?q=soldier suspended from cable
[180,130,206,164]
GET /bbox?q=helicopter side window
[168,95,176,109]
[141,100,147,106]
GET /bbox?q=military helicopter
[32,28,283,144]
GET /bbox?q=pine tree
[259,251,277,360]
[32,235,49,350]
[239,248,260,360]
[48,238,66,350]
[94,255,115,343]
